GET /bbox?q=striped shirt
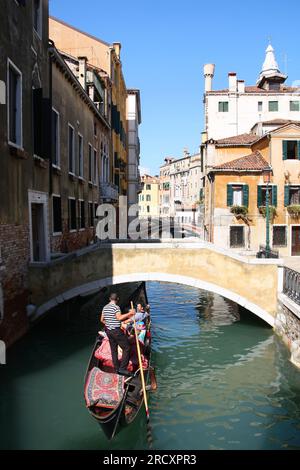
[102,302,121,330]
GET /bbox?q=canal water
[1,282,300,450]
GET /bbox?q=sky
[50,0,300,175]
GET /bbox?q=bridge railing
[283,266,300,305]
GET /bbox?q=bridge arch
[33,271,275,327]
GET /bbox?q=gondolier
[101,293,134,377]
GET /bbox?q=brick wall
[50,220,96,253]
[0,224,30,346]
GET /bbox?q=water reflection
[0,281,300,450]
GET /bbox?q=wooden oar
[131,301,153,448]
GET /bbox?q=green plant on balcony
[259,205,276,219]
[287,204,300,217]
[230,205,248,217]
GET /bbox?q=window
[283,140,300,160]
[146,184,151,190]
[8,60,22,147]
[32,88,43,156]
[230,226,244,248]
[227,184,249,207]
[261,187,272,206]
[258,101,263,112]
[147,206,150,213]
[52,196,62,234]
[273,226,287,247]
[290,101,300,112]
[52,108,60,167]
[288,186,300,205]
[33,0,42,38]
[232,185,243,206]
[78,200,85,229]
[257,185,277,207]
[93,149,97,184]
[68,198,76,231]
[218,101,229,112]
[68,125,75,174]
[88,202,94,227]
[78,134,83,177]
[146,195,151,202]
[268,101,278,112]
[88,144,92,182]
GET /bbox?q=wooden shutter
[283,140,288,160]
[257,185,262,207]
[42,97,51,159]
[227,184,233,206]
[33,88,43,157]
[272,185,277,207]
[284,185,290,206]
[297,141,300,160]
[243,185,249,207]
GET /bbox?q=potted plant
[259,205,276,219]
[230,205,248,217]
[287,205,300,217]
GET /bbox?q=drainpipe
[208,172,215,242]
[48,40,54,196]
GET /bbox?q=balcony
[100,182,119,201]
[86,70,105,102]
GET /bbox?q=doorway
[28,190,49,262]
[31,203,46,261]
[291,226,300,256]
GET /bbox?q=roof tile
[212,151,270,171]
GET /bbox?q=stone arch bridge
[28,241,283,326]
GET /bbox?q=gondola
[83,282,152,440]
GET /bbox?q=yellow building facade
[139,175,160,219]
[205,123,300,256]
[49,17,128,198]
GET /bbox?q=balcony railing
[100,182,119,201]
[283,267,300,306]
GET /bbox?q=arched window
[146,195,151,202]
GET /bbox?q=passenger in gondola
[101,293,135,377]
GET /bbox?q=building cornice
[49,45,110,129]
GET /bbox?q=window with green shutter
[218,101,229,112]
[257,185,262,207]
[268,101,278,112]
[227,184,233,206]
[272,185,277,207]
[290,101,300,112]
[288,186,300,204]
[282,140,300,160]
[283,140,288,160]
[284,185,290,206]
[258,186,274,206]
[243,185,249,207]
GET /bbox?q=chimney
[203,63,215,92]
[228,72,237,92]
[78,56,87,90]
[237,79,245,93]
[113,42,121,59]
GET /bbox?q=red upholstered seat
[94,336,148,371]
[84,367,124,408]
